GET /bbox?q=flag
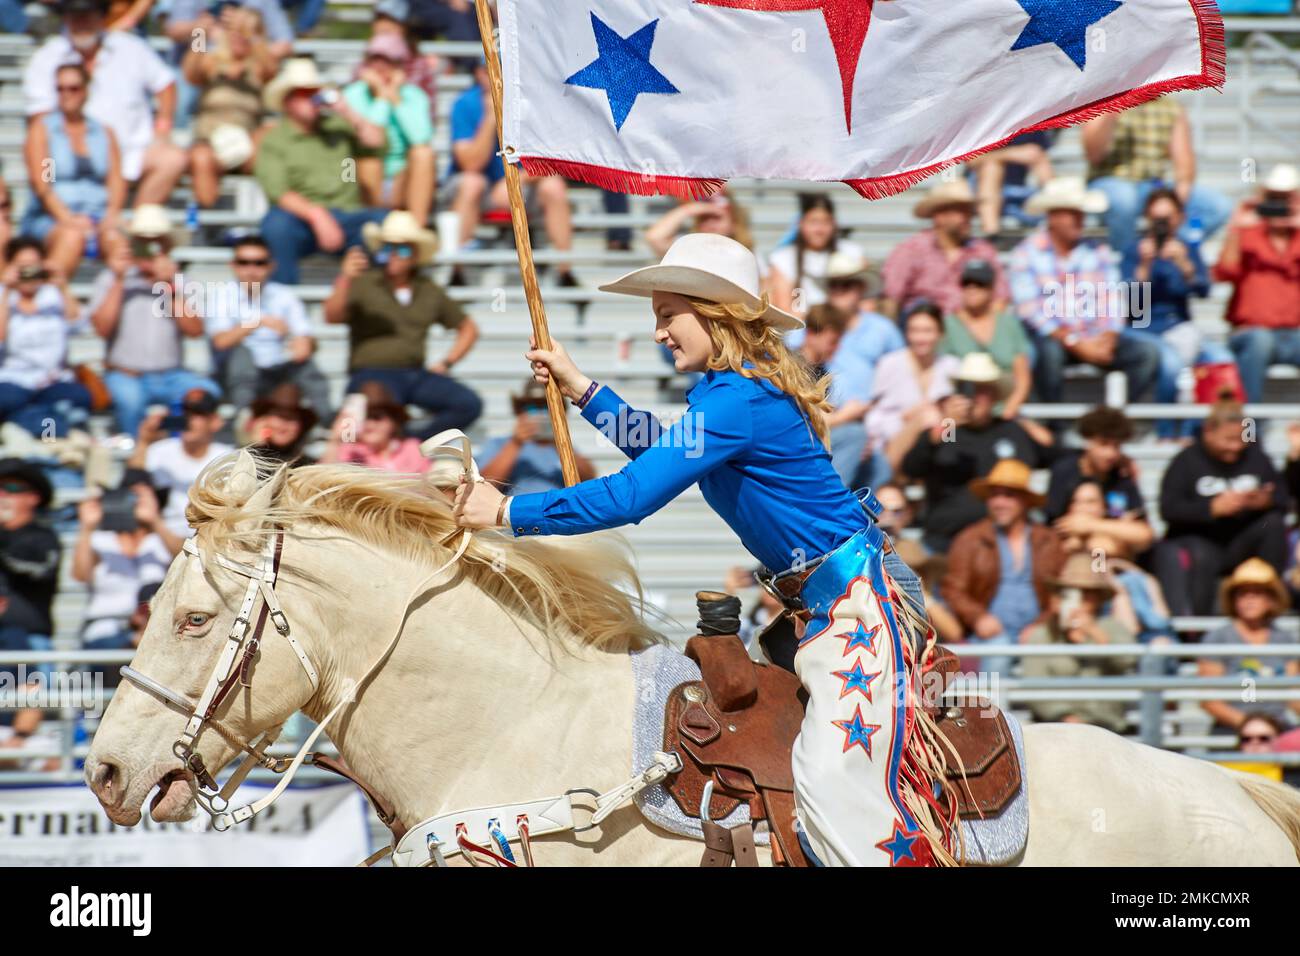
[496,0,1224,199]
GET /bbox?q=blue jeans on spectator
[262,207,389,285]
[279,0,326,32]
[1229,327,1300,403]
[0,379,92,437]
[347,367,483,440]
[829,422,868,489]
[104,368,221,437]
[971,631,1015,679]
[1031,329,1161,405]
[1123,327,1235,438]
[1088,176,1233,253]
[0,0,26,32]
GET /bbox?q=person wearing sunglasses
[21,61,126,279]
[0,460,61,709]
[204,235,330,422]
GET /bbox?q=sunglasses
[234,257,269,267]
[130,238,168,257]
[57,84,85,93]
[1240,735,1276,744]
[382,243,414,258]
[960,279,993,289]
[0,481,34,494]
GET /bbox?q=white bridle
[117,431,480,831]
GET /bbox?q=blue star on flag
[836,620,880,657]
[832,659,880,702]
[832,704,880,757]
[564,13,680,131]
[1010,0,1123,71]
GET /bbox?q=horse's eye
[184,613,210,630]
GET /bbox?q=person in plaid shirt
[1009,178,1159,406]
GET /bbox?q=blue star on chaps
[835,619,880,656]
[1011,0,1123,71]
[564,13,680,131]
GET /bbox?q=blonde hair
[687,295,833,446]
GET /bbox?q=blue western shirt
[505,369,869,573]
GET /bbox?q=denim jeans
[1123,326,1234,438]
[104,368,221,436]
[1228,327,1300,403]
[0,0,26,32]
[219,346,332,420]
[261,207,389,285]
[347,367,484,440]
[1088,176,1233,253]
[0,379,92,437]
[1031,329,1161,404]
[828,421,868,488]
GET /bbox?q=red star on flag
[694,0,876,133]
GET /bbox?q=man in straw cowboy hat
[324,210,483,440]
[255,57,389,285]
[1020,551,1137,735]
[942,458,1066,677]
[1198,558,1298,733]
[881,178,1009,319]
[454,232,956,866]
[89,205,221,437]
[1008,176,1160,408]
[898,351,1054,553]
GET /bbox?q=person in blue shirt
[453,233,956,867]
[478,379,597,494]
[1119,188,1230,438]
[444,60,578,286]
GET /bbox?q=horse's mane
[185,451,662,653]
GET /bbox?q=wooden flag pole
[472,0,580,487]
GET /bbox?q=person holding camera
[0,237,92,438]
[72,468,183,647]
[319,380,428,473]
[479,380,596,495]
[1214,164,1300,403]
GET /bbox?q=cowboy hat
[362,210,439,265]
[250,382,320,434]
[1024,176,1109,216]
[825,250,882,295]
[912,179,977,218]
[209,123,254,171]
[264,57,327,113]
[1046,551,1117,596]
[1219,558,1290,615]
[1263,163,1300,194]
[0,459,54,510]
[598,233,803,332]
[953,351,1010,398]
[126,204,180,239]
[510,378,551,416]
[969,459,1046,509]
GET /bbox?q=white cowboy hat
[1024,176,1109,216]
[598,233,803,331]
[264,57,327,113]
[954,351,1010,397]
[209,123,254,171]
[361,210,439,265]
[125,204,183,241]
[1263,163,1300,193]
[825,250,882,295]
[912,179,977,218]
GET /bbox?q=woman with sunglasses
[21,63,125,279]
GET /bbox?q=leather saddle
[662,635,1022,866]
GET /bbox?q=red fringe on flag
[516,0,1225,205]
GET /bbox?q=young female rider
[453,233,955,866]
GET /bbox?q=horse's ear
[228,449,280,536]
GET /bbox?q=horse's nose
[87,757,121,807]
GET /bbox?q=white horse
[85,453,1300,866]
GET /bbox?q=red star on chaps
[695,0,876,133]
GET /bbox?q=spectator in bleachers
[343,33,437,226]
[1199,558,1299,733]
[0,237,92,438]
[864,301,959,489]
[204,234,330,420]
[128,388,234,538]
[0,174,12,265]
[21,62,126,279]
[320,380,430,473]
[408,0,479,43]
[89,205,221,436]
[1010,177,1160,406]
[941,258,1031,420]
[881,179,1008,319]
[941,459,1066,675]
[1044,407,1150,552]
[72,468,182,647]
[0,569,47,765]
[84,581,159,690]
[965,130,1056,237]
[1020,552,1137,733]
[357,0,442,127]
[897,352,1055,552]
[324,210,483,438]
[479,380,597,494]
[255,57,390,285]
[872,483,914,540]
[894,538,962,644]
[243,382,318,467]
[795,304,864,485]
[183,6,278,208]
[445,58,577,285]
[1238,713,1285,755]
[165,0,294,62]
[105,0,157,30]
[1214,164,1300,404]
[24,0,188,208]
[1120,187,1226,438]
[767,193,862,317]
[0,0,26,32]
[0,460,60,676]
[645,189,754,259]
[1154,401,1291,618]
[1082,95,1232,254]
